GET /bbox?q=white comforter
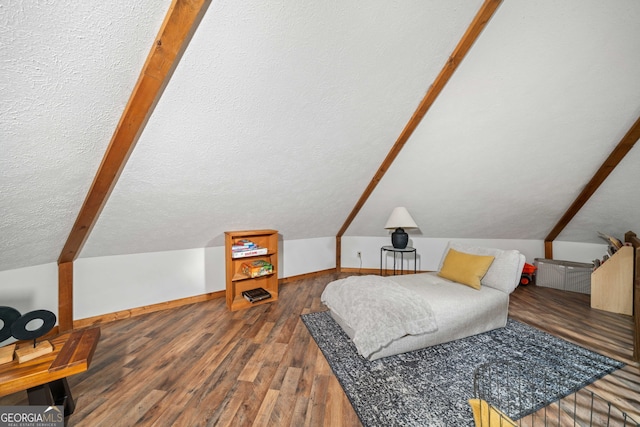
[321,275,438,358]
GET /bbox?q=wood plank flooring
[1,273,639,426]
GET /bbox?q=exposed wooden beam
[335,0,503,268]
[544,115,640,258]
[59,0,210,264]
[544,240,554,260]
[57,0,210,326]
[58,262,73,332]
[336,236,342,272]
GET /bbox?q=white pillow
[438,242,524,294]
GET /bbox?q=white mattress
[329,272,509,360]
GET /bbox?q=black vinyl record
[10,309,57,341]
[0,306,22,342]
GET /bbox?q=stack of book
[231,239,268,258]
[241,260,273,278]
[242,287,272,303]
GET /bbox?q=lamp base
[391,228,409,249]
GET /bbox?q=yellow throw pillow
[468,399,517,427]
[437,248,494,290]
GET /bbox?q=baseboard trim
[340,267,379,275]
[73,290,225,329]
[71,267,435,329]
[279,268,337,284]
[341,267,429,275]
[72,269,343,329]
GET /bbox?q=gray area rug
[301,311,625,427]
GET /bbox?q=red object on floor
[520,263,536,285]
[522,263,536,274]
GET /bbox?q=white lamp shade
[384,207,418,229]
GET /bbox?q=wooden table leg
[27,378,75,416]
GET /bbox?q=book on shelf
[232,245,255,252]
[241,260,273,278]
[242,287,272,303]
[232,239,257,251]
[235,239,255,245]
[231,247,268,258]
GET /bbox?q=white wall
[0,236,607,323]
[341,236,606,271]
[551,241,608,264]
[74,237,336,318]
[204,245,225,293]
[74,248,206,319]
[0,262,58,318]
[0,237,337,322]
[280,237,335,278]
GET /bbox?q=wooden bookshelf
[224,229,278,311]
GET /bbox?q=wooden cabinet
[225,229,278,311]
[591,245,633,316]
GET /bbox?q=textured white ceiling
[558,144,640,244]
[1,0,639,272]
[350,0,640,244]
[0,0,169,271]
[80,0,483,257]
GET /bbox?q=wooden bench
[0,327,100,416]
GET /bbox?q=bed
[321,242,526,360]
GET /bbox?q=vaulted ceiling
[2,0,639,273]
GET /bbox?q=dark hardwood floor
[1,273,638,426]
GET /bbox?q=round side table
[380,245,417,276]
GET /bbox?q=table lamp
[384,207,418,249]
